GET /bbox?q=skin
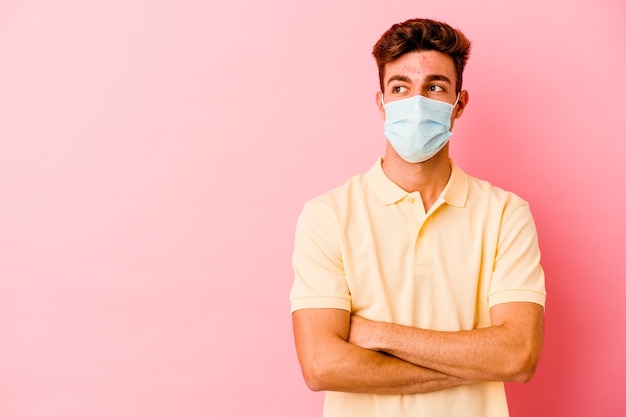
[293,308,473,394]
[348,303,544,383]
[292,49,544,394]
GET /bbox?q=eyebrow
[386,74,453,86]
[425,74,453,85]
[386,75,412,86]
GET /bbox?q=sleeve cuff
[290,296,352,313]
[488,289,546,309]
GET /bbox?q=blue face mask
[383,94,459,163]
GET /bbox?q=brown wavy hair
[373,18,472,93]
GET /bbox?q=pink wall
[1,0,624,416]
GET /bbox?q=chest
[339,201,498,328]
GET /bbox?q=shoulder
[467,174,528,208]
[302,171,369,216]
[295,171,367,236]
[459,171,536,229]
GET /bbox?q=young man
[290,18,546,417]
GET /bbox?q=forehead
[383,50,457,84]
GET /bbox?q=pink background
[1,0,625,416]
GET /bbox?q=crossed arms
[292,302,544,395]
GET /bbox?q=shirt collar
[440,159,469,208]
[365,157,469,207]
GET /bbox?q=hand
[348,315,381,351]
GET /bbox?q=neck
[382,143,452,212]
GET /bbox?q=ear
[376,91,385,119]
[453,90,469,120]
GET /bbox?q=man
[290,18,546,417]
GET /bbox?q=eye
[427,85,445,92]
[391,85,408,94]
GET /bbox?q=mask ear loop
[448,93,461,133]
